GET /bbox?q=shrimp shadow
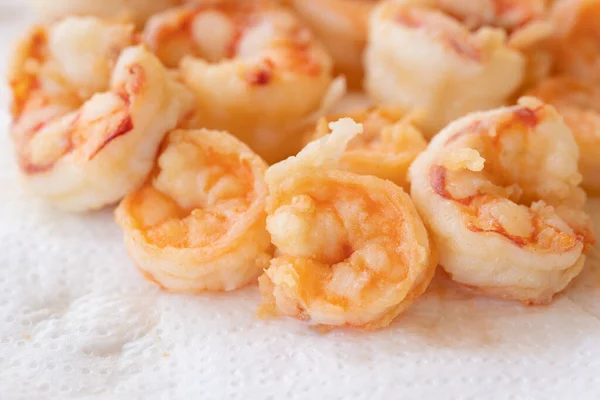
[382,200,600,351]
[381,269,600,352]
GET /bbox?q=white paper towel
[2,5,600,400]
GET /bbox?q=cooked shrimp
[27,0,183,27]
[304,107,427,190]
[115,129,272,292]
[365,1,526,137]
[422,0,550,33]
[9,17,194,211]
[527,76,600,193]
[421,0,555,88]
[390,0,554,49]
[409,97,595,305]
[550,0,600,80]
[144,2,341,163]
[287,0,377,88]
[259,118,437,330]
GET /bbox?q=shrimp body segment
[528,76,600,193]
[9,17,194,211]
[116,129,273,292]
[304,107,427,190]
[259,118,438,330]
[365,1,526,137]
[409,98,595,305]
[144,3,339,163]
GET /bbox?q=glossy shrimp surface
[527,76,600,193]
[116,129,272,292]
[144,2,340,163]
[27,0,183,26]
[259,118,437,330]
[288,0,377,88]
[409,97,595,305]
[304,107,427,190]
[550,0,600,80]
[9,17,194,211]
[365,0,526,137]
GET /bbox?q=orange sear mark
[513,107,539,127]
[394,9,481,62]
[430,165,476,205]
[446,36,481,62]
[395,12,422,28]
[429,164,583,252]
[467,221,528,247]
[87,115,134,160]
[245,68,272,86]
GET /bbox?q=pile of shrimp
[7,0,598,331]
[364,0,557,137]
[143,0,344,163]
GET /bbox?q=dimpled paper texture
[3,5,600,400]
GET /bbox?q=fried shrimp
[409,97,595,305]
[304,107,427,190]
[365,1,526,137]
[258,118,437,330]
[9,17,194,211]
[144,2,340,163]
[527,76,600,193]
[550,0,600,80]
[421,0,555,88]
[420,0,550,34]
[287,0,377,88]
[27,0,182,27]
[115,129,272,292]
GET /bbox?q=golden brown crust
[259,118,436,330]
[116,129,273,292]
[304,107,426,190]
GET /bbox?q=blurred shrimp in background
[143,1,344,164]
[26,0,183,26]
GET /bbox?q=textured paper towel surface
[3,5,600,400]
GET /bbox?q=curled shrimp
[549,0,600,80]
[365,0,526,137]
[409,97,595,305]
[303,107,427,190]
[258,118,437,330]
[144,2,342,163]
[287,0,377,88]
[115,129,272,292]
[9,17,194,211]
[527,76,600,193]
[26,0,183,27]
